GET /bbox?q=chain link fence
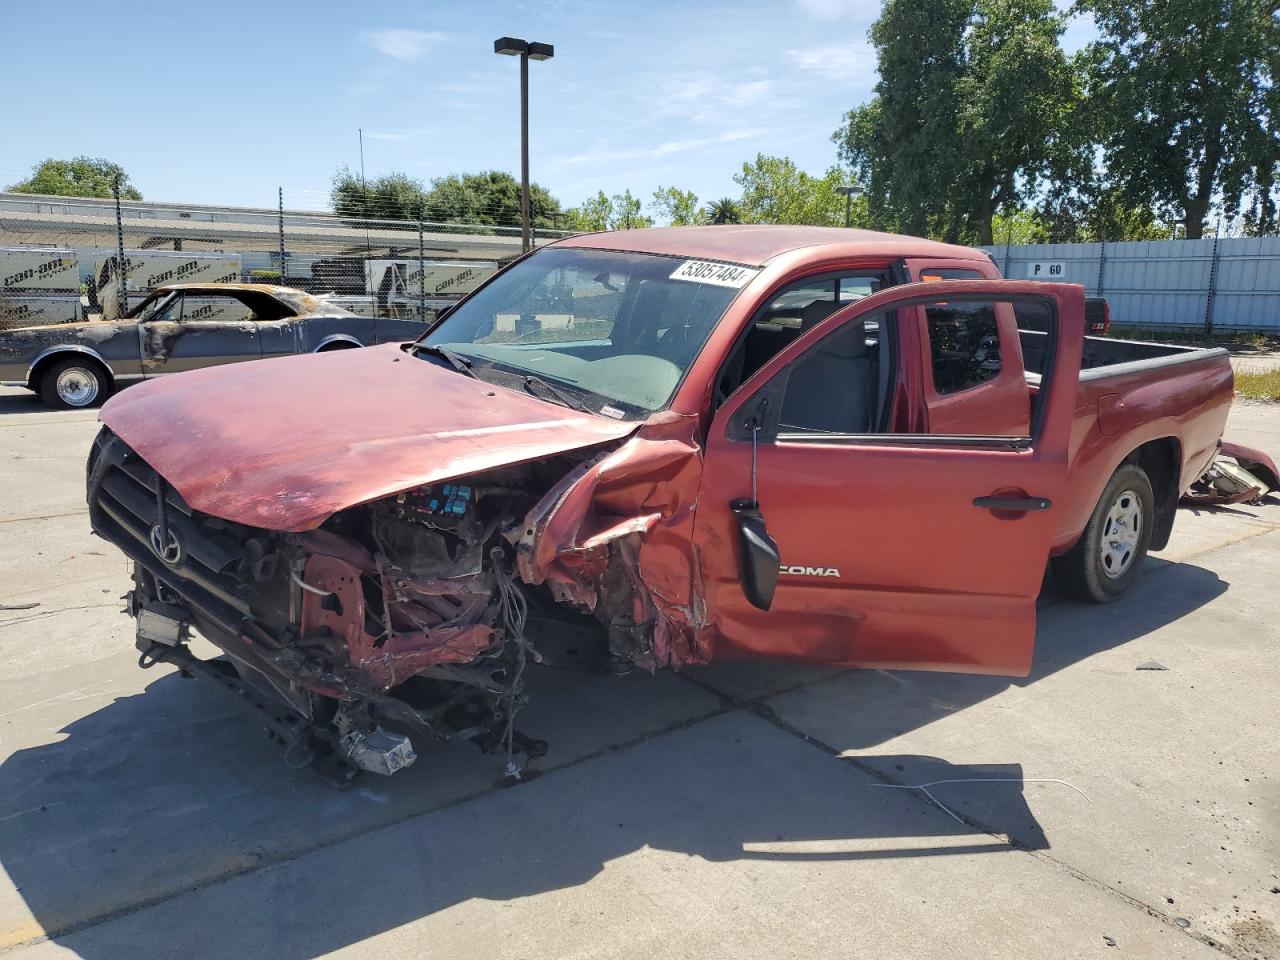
[5,187,1280,336]
[0,188,574,329]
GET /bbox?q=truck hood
[99,343,638,532]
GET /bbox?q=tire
[1051,462,1155,603]
[39,356,111,410]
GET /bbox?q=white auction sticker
[669,260,760,288]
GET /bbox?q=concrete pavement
[0,384,1276,959]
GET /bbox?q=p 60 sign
[1026,261,1066,279]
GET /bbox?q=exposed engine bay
[89,428,680,784]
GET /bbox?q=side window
[924,301,1002,394]
[146,293,182,323]
[776,312,886,435]
[179,295,258,323]
[717,271,887,404]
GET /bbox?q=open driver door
[692,279,1082,676]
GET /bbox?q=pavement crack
[0,602,120,629]
[0,510,89,525]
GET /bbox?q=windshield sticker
[669,260,760,288]
[599,405,626,419]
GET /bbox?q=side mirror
[730,498,779,611]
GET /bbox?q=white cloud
[652,129,761,157]
[360,29,445,62]
[794,0,878,19]
[559,128,766,166]
[784,43,876,84]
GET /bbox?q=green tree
[564,190,654,231]
[331,167,427,222]
[1035,184,1177,242]
[990,208,1050,245]
[1078,0,1279,239]
[706,198,744,224]
[835,0,1083,244]
[650,186,706,225]
[564,192,613,232]
[7,157,142,199]
[834,0,970,238]
[422,171,562,229]
[733,155,864,226]
[609,189,653,230]
[330,168,562,229]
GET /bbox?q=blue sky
[0,0,1097,216]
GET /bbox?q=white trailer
[0,295,81,330]
[364,259,497,299]
[95,251,242,319]
[0,247,80,293]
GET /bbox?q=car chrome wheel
[1100,488,1142,579]
[56,366,99,407]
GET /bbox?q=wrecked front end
[87,422,706,782]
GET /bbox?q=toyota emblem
[149,523,183,565]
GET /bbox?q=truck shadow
[689,554,1229,752]
[0,558,1225,958]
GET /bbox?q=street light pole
[495,37,554,254]
[519,52,529,253]
[836,184,863,229]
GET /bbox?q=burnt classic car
[0,283,427,408]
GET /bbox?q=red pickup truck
[89,226,1235,778]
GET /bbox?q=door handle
[973,495,1052,511]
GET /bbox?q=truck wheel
[1051,463,1155,603]
[39,357,111,409]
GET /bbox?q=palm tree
[706,198,743,225]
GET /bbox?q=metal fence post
[418,212,426,320]
[1204,223,1221,336]
[277,187,287,285]
[1096,239,1107,298]
[113,178,127,317]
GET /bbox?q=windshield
[421,247,749,416]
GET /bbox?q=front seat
[779,321,873,434]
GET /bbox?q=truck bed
[1018,331,1234,553]
[1019,330,1213,379]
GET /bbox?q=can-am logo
[779,565,841,578]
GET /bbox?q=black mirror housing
[730,498,779,611]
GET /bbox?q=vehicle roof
[156,282,302,296]
[553,224,991,267]
[151,282,346,315]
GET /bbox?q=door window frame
[727,289,1061,451]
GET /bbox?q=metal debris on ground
[1182,443,1279,506]
[1103,935,1116,947]
[1175,917,1191,928]
[1136,660,1169,671]
[0,602,40,611]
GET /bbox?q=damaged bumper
[87,428,546,777]
[1182,440,1280,506]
